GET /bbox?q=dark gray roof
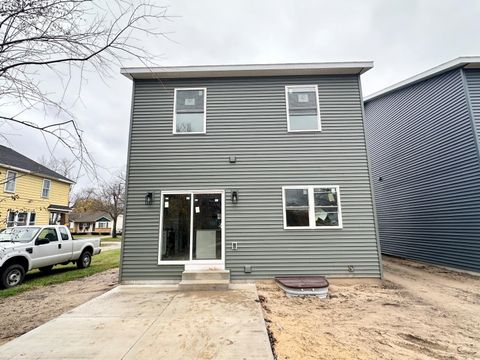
[70,211,112,222]
[0,145,73,183]
[48,204,72,213]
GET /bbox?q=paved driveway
[0,285,273,360]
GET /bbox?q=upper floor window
[4,170,17,193]
[42,179,51,198]
[282,185,342,229]
[173,88,206,134]
[285,85,321,132]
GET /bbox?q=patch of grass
[0,249,120,299]
[101,236,122,242]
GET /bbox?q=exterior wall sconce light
[145,192,153,205]
[231,190,238,204]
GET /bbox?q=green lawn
[101,236,122,242]
[0,249,120,299]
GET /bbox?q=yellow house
[0,145,73,229]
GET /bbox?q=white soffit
[121,61,374,80]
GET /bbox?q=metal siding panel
[365,69,480,272]
[465,69,480,152]
[121,75,380,280]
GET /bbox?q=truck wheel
[1,264,26,288]
[39,265,54,273]
[77,250,92,269]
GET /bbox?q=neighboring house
[0,145,73,229]
[69,212,123,235]
[119,61,382,283]
[364,57,480,272]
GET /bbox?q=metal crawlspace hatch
[275,276,329,298]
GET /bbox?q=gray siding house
[364,57,480,272]
[120,62,382,283]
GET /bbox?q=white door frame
[158,190,225,269]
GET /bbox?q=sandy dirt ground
[0,269,118,346]
[257,256,480,360]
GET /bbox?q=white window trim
[282,185,343,230]
[6,211,35,227]
[41,178,51,198]
[97,221,108,228]
[172,87,207,135]
[4,170,17,193]
[158,190,225,266]
[285,85,322,132]
[6,210,15,227]
[28,212,36,225]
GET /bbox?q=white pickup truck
[0,225,101,288]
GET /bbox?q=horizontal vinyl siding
[121,75,380,281]
[0,167,70,227]
[364,69,480,272]
[465,69,480,150]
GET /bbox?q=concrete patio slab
[0,285,273,360]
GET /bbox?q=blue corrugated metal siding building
[364,57,480,272]
[119,62,382,283]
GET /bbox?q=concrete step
[178,279,230,291]
[181,270,230,281]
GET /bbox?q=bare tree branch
[0,0,171,178]
[70,173,125,237]
[38,155,76,179]
[0,115,97,178]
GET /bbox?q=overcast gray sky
[4,0,480,192]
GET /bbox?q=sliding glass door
[160,191,224,264]
[160,194,191,261]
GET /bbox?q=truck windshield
[0,227,41,243]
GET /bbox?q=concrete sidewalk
[0,285,273,360]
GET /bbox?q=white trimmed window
[285,85,321,132]
[173,88,207,134]
[6,211,15,227]
[42,179,51,198]
[16,212,28,226]
[6,211,35,227]
[282,186,342,229]
[98,221,108,228]
[4,170,17,193]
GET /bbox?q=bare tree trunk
[112,217,117,238]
